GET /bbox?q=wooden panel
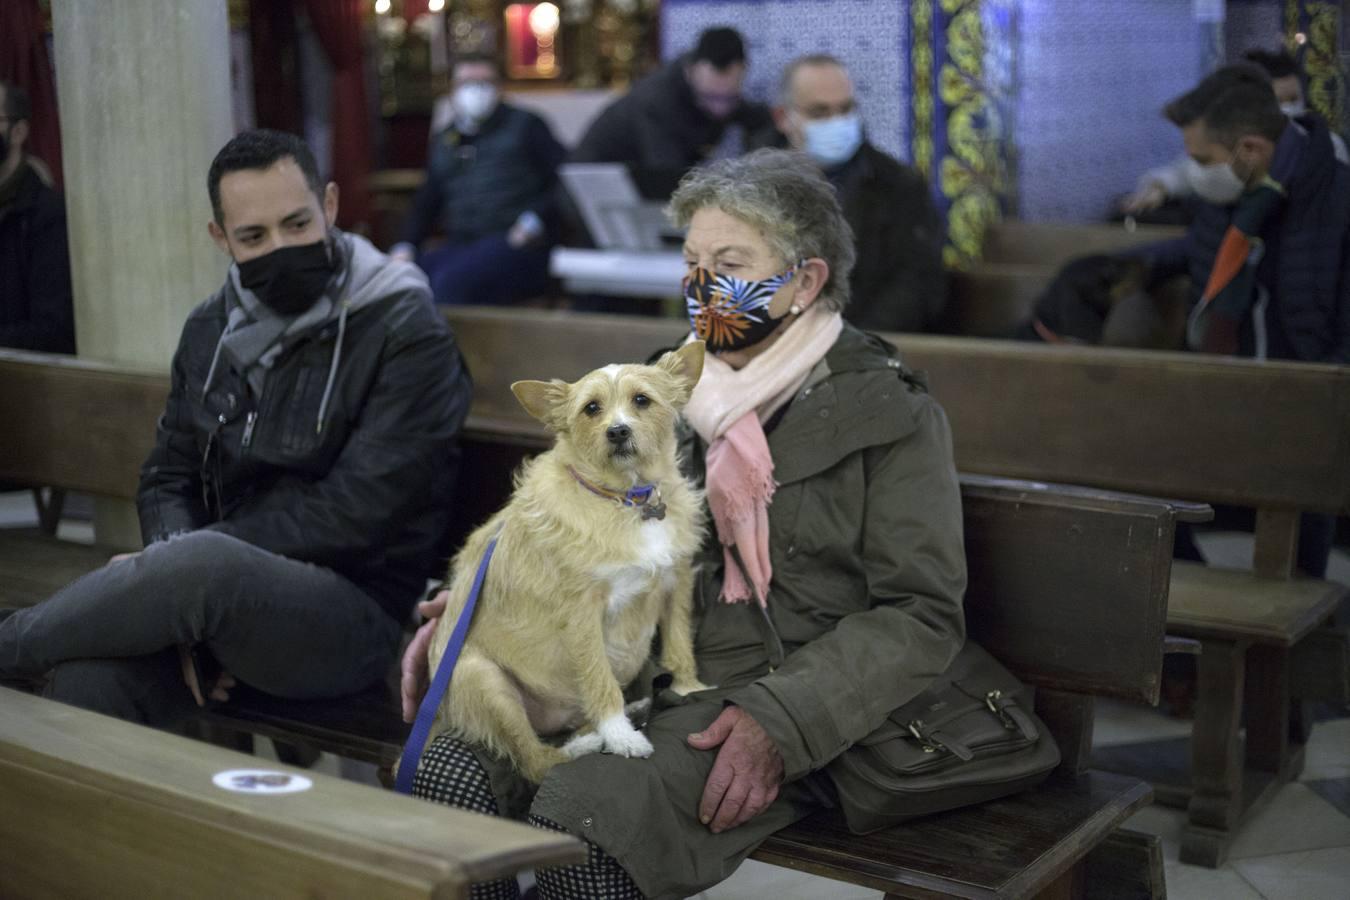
[445,306,686,427]
[943,263,1054,338]
[959,476,1176,704]
[752,771,1152,899]
[891,336,1350,514]
[0,351,166,499]
[0,687,584,899]
[982,222,1186,269]
[1167,561,1347,646]
[1081,828,1166,900]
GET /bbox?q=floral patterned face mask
[683,262,802,352]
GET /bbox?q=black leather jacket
[137,237,472,620]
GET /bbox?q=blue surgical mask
[800,112,864,167]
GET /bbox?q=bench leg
[1244,644,1304,780]
[33,488,66,536]
[1181,638,1247,868]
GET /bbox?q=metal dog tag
[641,501,667,521]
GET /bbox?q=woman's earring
[789,304,802,316]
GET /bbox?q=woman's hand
[400,591,448,722]
[687,705,785,833]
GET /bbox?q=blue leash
[395,534,499,795]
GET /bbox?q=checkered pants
[412,735,643,900]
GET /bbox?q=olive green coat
[460,324,968,898]
[686,323,968,782]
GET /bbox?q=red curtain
[250,0,305,136]
[0,0,63,187]
[301,0,373,229]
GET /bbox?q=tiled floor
[7,492,1349,899]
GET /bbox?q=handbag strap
[394,533,500,795]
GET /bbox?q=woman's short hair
[668,149,857,311]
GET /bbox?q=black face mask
[237,237,335,316]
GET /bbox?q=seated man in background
[1123,49,1347,215]
[754,55,946,332]
[1144,64,1350,577]
[393,54,565,306]
[0,129,472,726]
[0,80,74,353]
[571,27,772,200]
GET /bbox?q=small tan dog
[425,341,709,783]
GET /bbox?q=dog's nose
[606,424,632,445]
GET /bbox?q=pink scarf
[683,305,843,606]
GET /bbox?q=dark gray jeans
[0,530,402,725]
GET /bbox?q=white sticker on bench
[212,769,313,795]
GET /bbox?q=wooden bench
[942,221,1185,338]
[0,685,582,899]
[0,314,1194,897]
[890,336,1350,867]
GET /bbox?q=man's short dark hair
[1244,48,1301,81]
[692,28,747,70]
[1164,64,1286,144]
[207,129,323,225]
[1,81,31,124]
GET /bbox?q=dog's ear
[511,379,569,429]
[656,341,705,405]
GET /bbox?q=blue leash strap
[395,533,499,795]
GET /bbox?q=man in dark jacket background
[393,55,565,306]
[1143,64,1350,577]
[0,130,473,725]
[0,80,74,353]
[571,27,772,201]
[754,55,946,332]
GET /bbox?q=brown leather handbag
[826,641,1061,833]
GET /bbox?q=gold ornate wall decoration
[934,0,1009,268]
[1286,0,1345,133]
[911,0,935,181]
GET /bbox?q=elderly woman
[402,149,966,900]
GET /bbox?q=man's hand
[401,590,448,722]
[177,644,236,706]
[1121,182,1167,214]
[687,705,784,833]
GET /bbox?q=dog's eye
[583,400,602,417]
[633,394,651,409]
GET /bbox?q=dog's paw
[670,679,712,696]
[561,730,605,760]
[598,713,654,758]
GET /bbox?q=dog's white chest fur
[597,519,677,614]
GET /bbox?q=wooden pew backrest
[0,351,164,500]
[890,336,1350,518]
[981,221,1186,269]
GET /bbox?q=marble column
[52,0,234,545]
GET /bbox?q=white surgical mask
[1279,100,1307,118]
[1186,158,1246,206]
[452,82,498,125]
[798,112,864,167]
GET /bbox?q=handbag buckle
[985,690,1018,730]
[906,719,940,753]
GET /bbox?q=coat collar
[767,325,925,485]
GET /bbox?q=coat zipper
[241,411,257,449]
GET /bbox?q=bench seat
[1167,560,1347,646]
[0,527,113,610]
[752,771,1153,899]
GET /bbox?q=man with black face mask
[0,129,473,727]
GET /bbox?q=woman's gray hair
[668,149,857,311]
